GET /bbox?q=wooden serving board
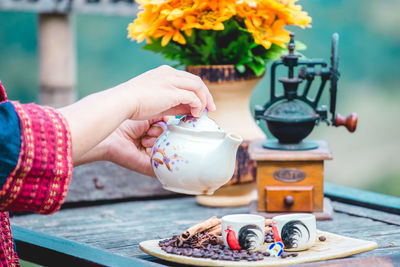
[139,230,377,266]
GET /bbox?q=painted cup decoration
[267,221,285,257]
[273,213,317,251]
[222,214,265,251]
[151,110,242,195]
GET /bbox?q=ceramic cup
[221,214,265,251]
[273,213,316,251]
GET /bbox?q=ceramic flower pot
[186,65,266,207]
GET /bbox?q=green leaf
[247,61,266,76]
[236,64,246,73]
[253,56,266,65]
[139,17,308,76]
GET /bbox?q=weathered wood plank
[325,182,400,214]
[10,198,400,265]
[12,225,162,267]
[0,0,139,16]
[295,253,400,267]
[65,161,177,203]
[332,201,400,226]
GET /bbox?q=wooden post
[39,14,76,107]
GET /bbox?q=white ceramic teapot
[150,110,242,195]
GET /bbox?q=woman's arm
[59,65,215,164]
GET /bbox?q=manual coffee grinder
[249,33,358,219]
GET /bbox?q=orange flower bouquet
[127,0,311,76]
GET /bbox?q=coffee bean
[165,246,173,253]
[171,248,177,254]
[268,223,273,227]
[203,252,211,258]
[319,235,327,241]
[268,230,274,236]
[234,255,241,261]
[221,255,230,261]
[193,252,202,258]
[290,252,298,257]
[211,254,219,260]
[280,252,288,258]
[263,251,270,257]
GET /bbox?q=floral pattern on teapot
[180,115,198,128]
[150,110,242,195]
[151,131,189,172]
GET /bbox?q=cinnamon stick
[181,216,221,241]
[207,224,222,235]
[209,234,223,245]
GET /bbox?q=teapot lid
[177,110,223,132]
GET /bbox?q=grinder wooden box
[249,140,332,215]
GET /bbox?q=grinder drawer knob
[284,195,294,207]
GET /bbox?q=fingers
[127,65,216,120]
[171,77,207,114]
[174,70,216,113]
[205,89,216,112]
[147,124,164,137]
[162,104,192,117]
[141,136,157,148]
[163,115,174,123]
[174,89,203,117]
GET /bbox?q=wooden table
[10,182,400,267]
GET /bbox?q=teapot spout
[224,133,243,151]
[222,133,243,174]
[217,132,243,180]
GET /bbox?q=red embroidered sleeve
[0,102,73,214]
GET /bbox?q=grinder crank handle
[334,112,358,132]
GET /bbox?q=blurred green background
[0,0,399,197]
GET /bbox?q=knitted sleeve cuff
[0,102,73,214]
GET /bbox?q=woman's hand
[60,65,215,164]
[119,65,216,120]
[75,118,167,177]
